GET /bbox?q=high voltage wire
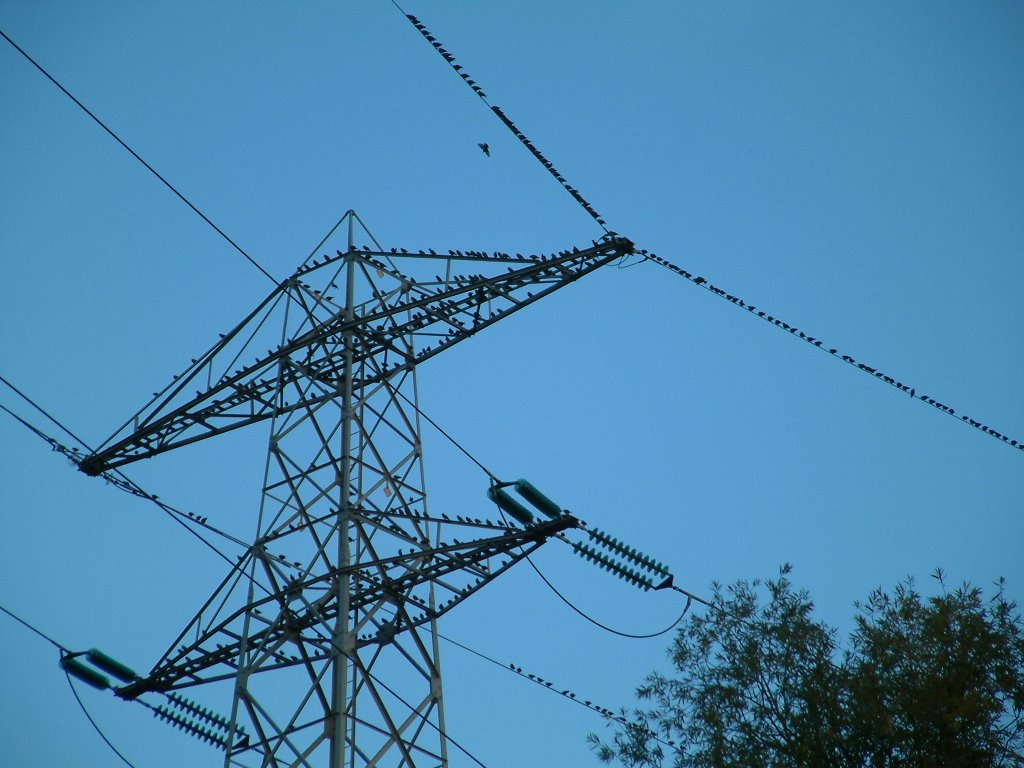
[0,603,139,767]
[0,28,278,286]
[391,5,1022,457]
[0,604,68,652]
[437,631,683,753]
[639,250,1024,454]
[65,670,141,768]
[525,558,697,640]
[0,375,248,553]
[0,375,269,590]
[390,0,610,233]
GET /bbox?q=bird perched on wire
[478,142,490,157]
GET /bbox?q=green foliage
[589,566,1024,768]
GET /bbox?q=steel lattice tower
[80,212,634,767]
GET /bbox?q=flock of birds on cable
[406,12,610,228]
[398,10,1022,452]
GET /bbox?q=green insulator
[513,479,562,519]
[631,553,654,571]
[86,648,139,682]
[61,657,110,690]
[591,528,611,546]
[486,486,534,526]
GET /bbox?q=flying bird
[478,142,490,157]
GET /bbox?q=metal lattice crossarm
[119,513,578,700]
[79,235,634,476]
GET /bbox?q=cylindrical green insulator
[86,648,139,682]
[61,657,110,690]
[513,479,562,519]
[486,486,534,526]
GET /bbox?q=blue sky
[1,2,1022,766]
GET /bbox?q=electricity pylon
[81,212,634,767]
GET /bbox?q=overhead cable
[439,629,680,751]
[639,251,1024,455]
[0,28,278,286]
[394,388,499,481]
[0,376,255,569]
[64,671,140,768]
[385,7,1020,458]
[390,3,609,232]
[0,603,68,652]
[525,556,695,640]
[0,602,138,767]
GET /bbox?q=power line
[640,251,1024,456]
[0,603,68,651]
[438,629,679,750]
[394,388,499,481]
[390,2,610,233]
[0,27,278,286]
[0,376,258,573]
[64,671,140,768]
[385,6,1021,458]
[525,555,695,640]
[0,602,139,767]
[0,373,91,451]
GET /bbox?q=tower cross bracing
[82,216,635,767]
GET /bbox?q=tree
[589,566,1024,768]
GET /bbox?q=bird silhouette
[478,142,490,157]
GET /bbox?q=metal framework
[83,212,634,767]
